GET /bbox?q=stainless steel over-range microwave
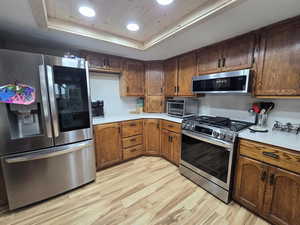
[192,69,251,94]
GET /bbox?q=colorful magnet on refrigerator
[0,84,36,105]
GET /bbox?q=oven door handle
[182,130,233,150]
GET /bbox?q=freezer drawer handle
[5,143,92,164]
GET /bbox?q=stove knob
[213,131,219,138]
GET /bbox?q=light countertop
[93,114,300,152]
[93,113,183,125]
[238,128,300,152]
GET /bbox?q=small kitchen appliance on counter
[92,100,104,117]
[167,99,199,118]
[179,115,253,203]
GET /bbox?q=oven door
[181,130,234,190]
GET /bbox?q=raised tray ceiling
[31,0,242,50]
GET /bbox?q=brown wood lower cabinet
[144,119,161,155]
[234,139,300,225]
[161,127,181,166]
[94,123,122,170]
[93,119,181,170]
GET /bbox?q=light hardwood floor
[0,157,270,225]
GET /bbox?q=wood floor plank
[0,157,270,225]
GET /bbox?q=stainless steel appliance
[0,49,96,210]
[192,69,251,94]
[179,116,252,203]
[167,99,199,118]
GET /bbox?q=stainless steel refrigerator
[0,49,96,210]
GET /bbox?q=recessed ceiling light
[156,0,174,5]
[79,6,96,17]
[126,23,140,32]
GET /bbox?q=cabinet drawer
[239,139,300,174]
[123,145,143,160]
[122,120,143,138]
[123,135,143,148]
[161,120,181,133]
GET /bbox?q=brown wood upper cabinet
[120,59,145,96]
[94,123,122,170]
[164,58,178,97]
[256,20,300,96]
[145,96,164,113]
[145,62,164,96]
[144,119,161,155]
[81,51,122,73]
[177,52,197,96]
[197,33,255,75]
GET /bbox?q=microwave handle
[182,130,233,150]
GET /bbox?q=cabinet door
[164,58,178,96]
[94,123,122,170]
[145,96,164,113]
[107,56,122,73]
[234,156,267,214]
[144,119,161,155]
[121,60,145,96]
[161,129,171,160]
[84,52,106,69]
[256,21,300,96]
[197,44,222,75]
[264,167,300,225]
[222,34,255,72]
[170,132,181,166]
[146,62,164,96]
[178,52,196,96]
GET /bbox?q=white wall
[198,94,300,126]
[89,72,138,116]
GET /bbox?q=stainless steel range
[179,116,252,203]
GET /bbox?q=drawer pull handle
[261,171,267,182]
[168,125,174,128]
[129,123,137,127]
[262,152,279,159]
[130,138,137,142]
[130,148,139,153]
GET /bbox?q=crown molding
[30,0,241,50]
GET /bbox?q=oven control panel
[182,120,236,143]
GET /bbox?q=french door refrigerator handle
[39,65,52,138]
[5,143,92,163]
[46,65,59,138]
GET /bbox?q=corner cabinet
[145,62,165,113]
[93,123,122,170]
[234,139,300,225]
[120,60,145,96]
[255,20,300,97]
